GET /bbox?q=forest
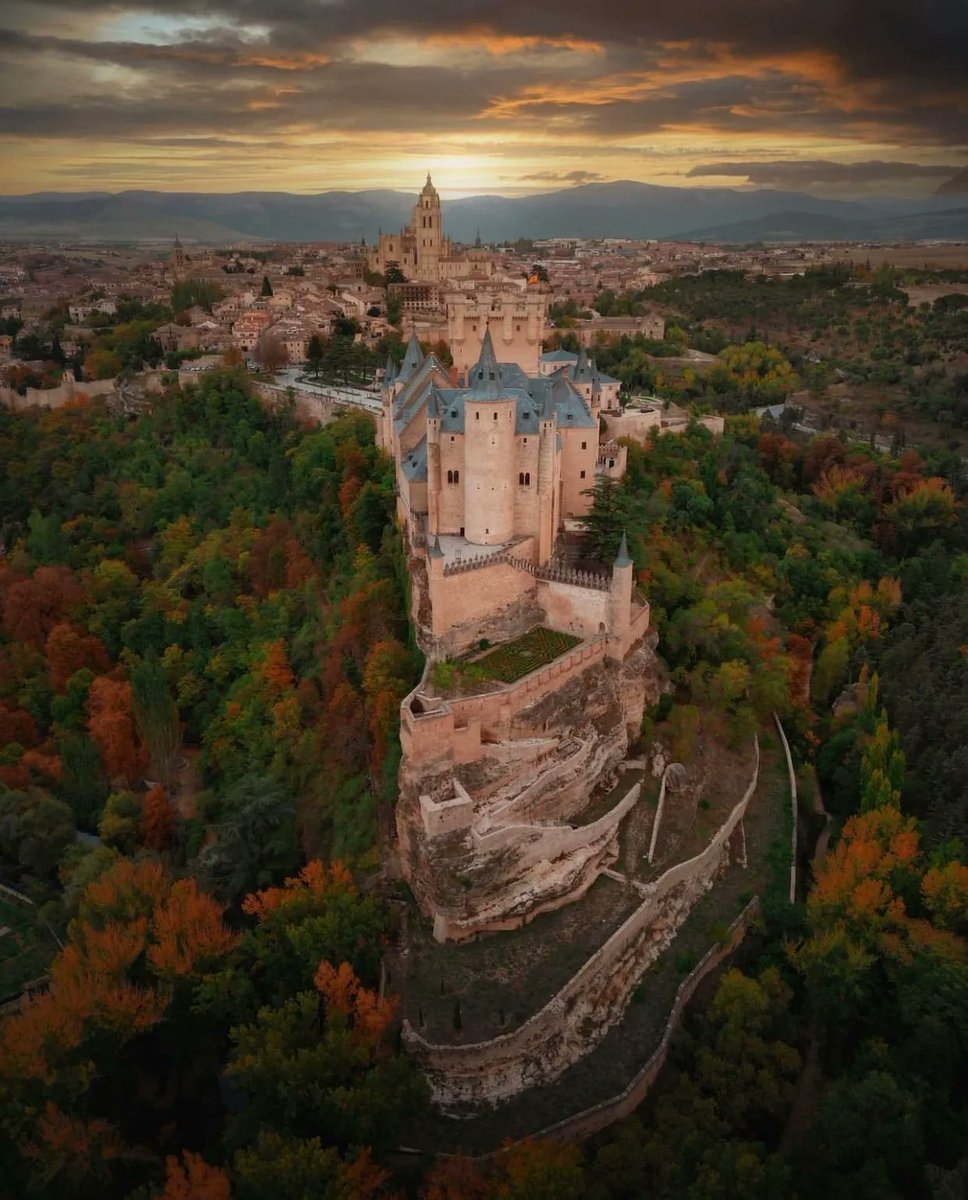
[553,266,968,434]
[0,369,966,1198]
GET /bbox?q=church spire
[614,530,632,569]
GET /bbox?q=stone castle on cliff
[381,322,654,942]
[383,249,762,1128]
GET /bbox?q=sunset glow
[0,2,964,197]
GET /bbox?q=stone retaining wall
[403,738,759,1112]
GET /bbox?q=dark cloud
[520,170,605,184]
[1,1,966,189]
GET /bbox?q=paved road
[272,368,384,415]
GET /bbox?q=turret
[608,531,634,658]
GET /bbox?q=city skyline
[1,1,965,198]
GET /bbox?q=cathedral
[368,174,493,283]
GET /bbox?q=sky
[0,0,965,198]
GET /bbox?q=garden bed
[470,627,581,683]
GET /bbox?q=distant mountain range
[0,181,965,245]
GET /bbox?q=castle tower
[608,531,634,657]
[427,385,442,537]
[463,329,516,546]
[536,383,559,565]
[413,173,442,281]
[446,290,547,377]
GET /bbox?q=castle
[368,174,494,284]
[381,196,763,1133]
[380,325,629,656]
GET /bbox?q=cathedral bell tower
[414,173,442,280]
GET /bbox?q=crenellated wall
[402,738,759,1112]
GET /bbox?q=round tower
[608,531,634,657]
[463,329,515,545]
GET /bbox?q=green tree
[130,656,182,792]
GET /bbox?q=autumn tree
[254,333,287,373]
[46,623,109,692]
[87,675,146,785]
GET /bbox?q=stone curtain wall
[0,377,116,411]
[491,898,762,1150]
[403,738,760,1112]
[401,637,611,770]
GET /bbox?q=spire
[614,531,632,569]
[429,534,444,559]
[427,384,441,419]
[383,349,396,386]
[173,232,181,248]
[574,344,591,380]
[397,329,423,384]
[475,227,482,248]
[470,325,500,393]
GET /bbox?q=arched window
[453,469,459,484]
[518,472,531,486]
[446,470,453,484]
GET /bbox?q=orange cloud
[424,29,604,55]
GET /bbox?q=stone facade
[368,174,494,285]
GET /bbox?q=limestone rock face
[397,634,662,941]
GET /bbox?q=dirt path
[781,767,833,1150]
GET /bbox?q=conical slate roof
[573,345,592,380]
[383,350,396,386]
[429,534,444,559]
[397,331,423,384]
[469,326,501,395]
[614,531,632,569]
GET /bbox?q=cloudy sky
[1,0,965,197]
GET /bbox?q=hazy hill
[676,207,968,244]
[0,181,964,243]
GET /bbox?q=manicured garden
[431,627,582,692]
[475,627,581,682]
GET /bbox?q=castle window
[450,435,455,442]
[493,412,498,421]
[475,412,480,420]
[581,441,587,449]
[580,470,586,479]
[518,472,531,486]
[523,437,528,445]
